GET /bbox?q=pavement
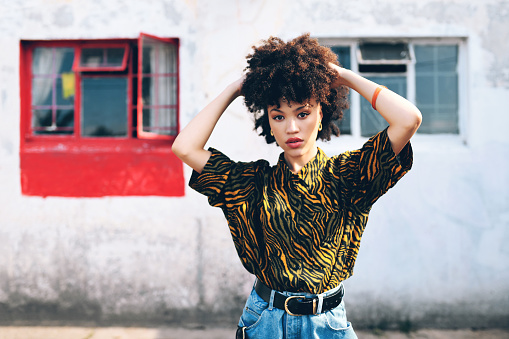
[0,327,508,339]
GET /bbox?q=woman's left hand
[328,62,350,88]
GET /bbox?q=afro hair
[241,33,349,144]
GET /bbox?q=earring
[270,130,274,136]
[318,122,322,131]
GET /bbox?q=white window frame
[318,37,468,143]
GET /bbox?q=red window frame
[19,35,184,197]
[137,33,179,140]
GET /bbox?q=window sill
[20,137,184,198]
[22,137,175,154]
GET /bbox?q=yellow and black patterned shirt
[189,128,413,294]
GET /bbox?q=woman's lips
[286,137,303,149]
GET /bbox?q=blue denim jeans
[238,281,358,338]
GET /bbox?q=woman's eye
[273,115,284,121]
[298,112,310,118]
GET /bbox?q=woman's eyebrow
[269,107,284,113]
[294,104,311,112]
[269,104,312,113]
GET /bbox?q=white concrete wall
[0,0,508,329]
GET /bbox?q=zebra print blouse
[190,128,413,294]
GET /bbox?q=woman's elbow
[412,107,423,130]
[403,107,422,132]
[171,137,187,160]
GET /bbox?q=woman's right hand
[231,74,246,98]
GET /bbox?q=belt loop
[269,289,275,311]
[317,294,324,314]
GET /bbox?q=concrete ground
[0,327,508,339]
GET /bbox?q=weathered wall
[0,0,508,329]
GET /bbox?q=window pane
[332,46,351,68]
[32,47,74,75]
[438,75,458,105]
[437,46,458,72]
[142,108,177,135]
[56,109,74,128]
[81,77,128,137]
[32,109,74,135]
[107,48,125,66]
[58,49,75,73]
[414,47,434,72]
[31,47,75,135]
[142,42,177,74]
[32,77,53,106]
[415,45,459,134]
[81,48,103,67]
[331,46,351,134]
[359,43,410,62]
[32,48,53,75]
[32,76,75,106]
[33,109,52,128]
[415,75,434,104]
[56,77,75,105]
[142,76,176,106]
[80,47,126,68]
[419,107,458,134]
[361,76,406,137]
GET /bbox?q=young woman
[172,34,422,339]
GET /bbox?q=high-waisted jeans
[238,281,358,338]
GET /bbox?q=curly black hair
[241,33,349,144]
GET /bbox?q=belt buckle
[284,296,305,316]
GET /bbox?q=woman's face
[267,98,322,168]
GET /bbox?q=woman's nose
[286,118,299,133]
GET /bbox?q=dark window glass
[81,77,128,137]
[359,43,410,62]
[358,64,407,73]
[331,46,351,135]
[80,47,126,68]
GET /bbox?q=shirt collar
[276,148,327,188]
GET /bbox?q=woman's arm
[330,64,422,155]
[172,76,244,173]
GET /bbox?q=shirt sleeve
[189,147,264,208]
[336,127,413,211]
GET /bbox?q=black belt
[254,280,344,316]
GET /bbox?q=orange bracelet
[371,85,387,110]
